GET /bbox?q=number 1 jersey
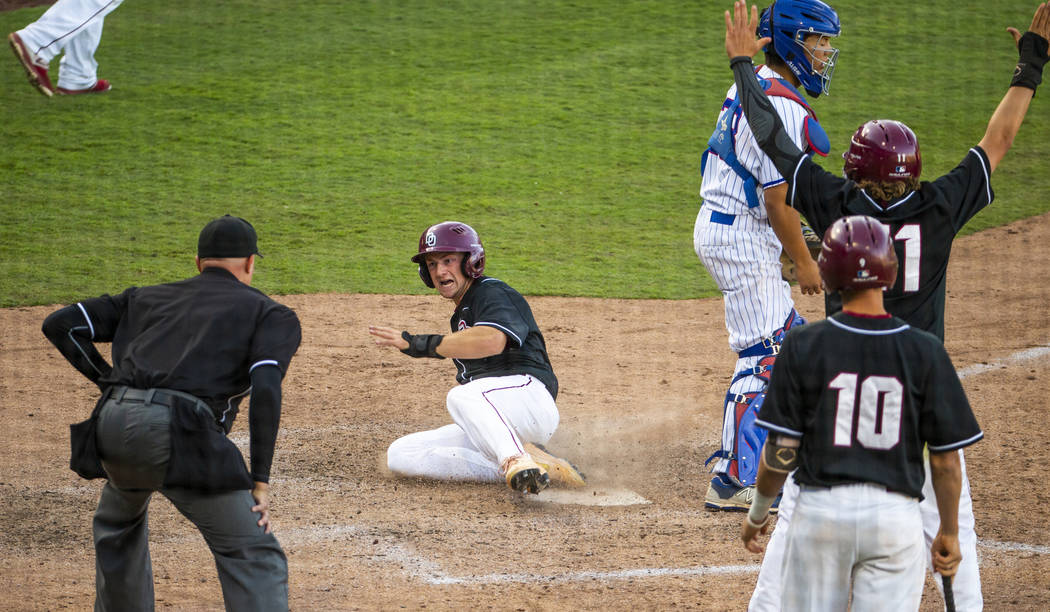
[786,147,993,341]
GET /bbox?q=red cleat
[8,32,53,97]
[57,79,112,95]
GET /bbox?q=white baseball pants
[780,483,926,611]
[16,0,124,90]
[750,450,982,611]
[387,374,559,482]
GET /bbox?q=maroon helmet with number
[411,221,486,288]
[818,215,898,292]
[842,119,922,184]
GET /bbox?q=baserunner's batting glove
[400,331,445,358]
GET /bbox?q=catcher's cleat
[501,454,549,494]
[704,474,781,514]
[9,32,53,97]
[524,442,586,488]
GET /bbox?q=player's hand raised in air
[1007,2,1050,47]
[725,1,771,60]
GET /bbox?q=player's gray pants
[93,396,288,612]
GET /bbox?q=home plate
[528,488,650,506]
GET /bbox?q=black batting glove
[400,331,445,359]
[1012,31,1049,91]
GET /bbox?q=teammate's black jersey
[756,312,983,499]
[787,147,993,340]
[450,277,558,398]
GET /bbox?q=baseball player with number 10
[725,2,1050,608]
[369,221,585,494]
[741,214,983,610]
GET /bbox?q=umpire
[42,215,301,611]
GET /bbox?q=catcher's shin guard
[705,388,769,487]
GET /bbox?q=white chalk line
[956,344,1050,380]
[271,522,1048,586]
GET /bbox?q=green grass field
[1,0,1046,306]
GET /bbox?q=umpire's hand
[252,482,275,534]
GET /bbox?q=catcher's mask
[818,215,898,292]
[843,119,922,184]
[411,221,485,288]
[758,0,841,97]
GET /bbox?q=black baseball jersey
[47,267,301,419]
[786,147,993,340]
[450,277,558,399]
[756,312,983,499]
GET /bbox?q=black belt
[109,386,215,418]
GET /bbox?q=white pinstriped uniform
[695,65,810,476]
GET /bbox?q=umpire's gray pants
[93,395,288,612]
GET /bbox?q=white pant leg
[387,423,501,482]
[17,0,123,85]
[446,375,559,467]
[851,489,925,612]
[694,207,795,353]
[783,485,923,611]
[921,450,982,611]
[748,475,799,612]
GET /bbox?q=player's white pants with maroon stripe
[750,451,981,611]
[386,374,559,482]
[16,0,123,90]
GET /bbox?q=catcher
[369,221,585,494]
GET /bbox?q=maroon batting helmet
[818,215,898,292]
[842,119,921,184]
[411,221,486,288]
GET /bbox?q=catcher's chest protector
[701,76,830,209]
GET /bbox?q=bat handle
[942,574,956,612]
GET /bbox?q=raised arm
[724,2,806,181]
[978,2,1049,172]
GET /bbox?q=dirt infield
[2,214,1049,610]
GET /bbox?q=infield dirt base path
[2,214,1049,610]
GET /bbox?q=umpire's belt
[110,386,216,420]
[710,211,736,225]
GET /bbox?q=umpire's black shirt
[42,267,301,479]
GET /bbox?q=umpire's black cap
[198,215,262,258]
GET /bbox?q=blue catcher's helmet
[758,0,841,97]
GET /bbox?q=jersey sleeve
[786,157,850,235]
[755,329,805,438]
[470,282,530,348]
[919,341,983,452]
[929,147,994,233]
[249,304,302,376]
[743,96,809,190]
[76,290,132,342]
